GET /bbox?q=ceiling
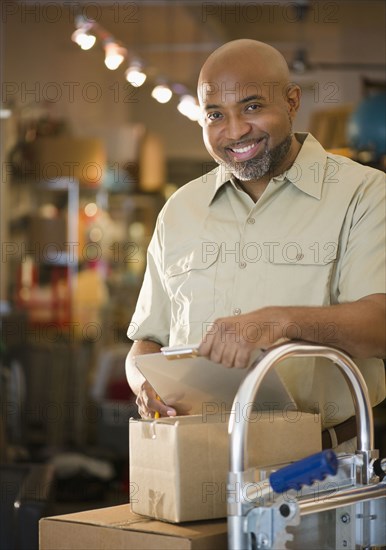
[13,0,385,92]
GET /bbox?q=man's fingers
[136,390,176,418]
[198,335,213,357]
[221,345,238,368]
[153,399,176,417]
[208,341,224,364]
[234,346,251,369]
[199,319,223,356]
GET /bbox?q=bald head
[198,39,291,105]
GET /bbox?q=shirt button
[233,308,241,315]
[247,217,255,225]
[239,261,246,269]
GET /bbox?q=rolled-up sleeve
[127,215,171,346]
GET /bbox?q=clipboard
[135,345,296,415]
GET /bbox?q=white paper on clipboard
[135,345,296,415]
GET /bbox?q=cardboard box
[130,411,321,522]
[39,504,227,550]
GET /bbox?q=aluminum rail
[298,482,386,516]
[244,476,385,516]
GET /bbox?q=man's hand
[198,294,386,368]
[136,379,177,419]
[198,309,282,368]
[126,339,177,418]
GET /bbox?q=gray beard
[221,134,293,182]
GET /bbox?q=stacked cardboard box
[39,505,227,550]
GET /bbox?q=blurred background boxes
[30,137,106,187]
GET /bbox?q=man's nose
[224,115,252,141]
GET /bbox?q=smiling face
[198,40,301,183]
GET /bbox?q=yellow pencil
[154,395,161,419]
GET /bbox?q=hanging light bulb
[177,95,201,121]
[71,16,96,50]
[104,41,126,70]
[71,28,96,50]
[125,61,147,87]
[151,84,173,104]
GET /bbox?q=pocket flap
[264,240,338,266]
[165,244,220,278]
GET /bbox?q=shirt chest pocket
[165,246,220,324]
[264,240,338,306]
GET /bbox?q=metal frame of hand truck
[227,342,386,550]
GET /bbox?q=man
[126,40,386,450]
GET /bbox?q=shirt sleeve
[338,169,386,302]
[127,214,171,346]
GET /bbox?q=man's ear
[285,83,302,115]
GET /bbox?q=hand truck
[227,342,386,549]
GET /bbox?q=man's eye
[207,112,222,121]
[246,104,261,111]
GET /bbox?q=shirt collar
[282,132,327,199]
[208,164,235,204]
[207,132,327,205]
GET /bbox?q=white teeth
[231,143,255,154]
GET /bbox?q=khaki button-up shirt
[129,133,386,425]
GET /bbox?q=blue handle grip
[269,450,338,493]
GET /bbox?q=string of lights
[71,15,201,122]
